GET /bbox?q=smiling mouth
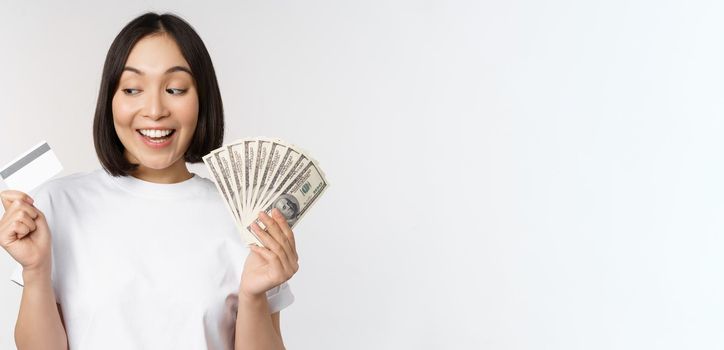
[136,129,176,143]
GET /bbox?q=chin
[136,158,178,170]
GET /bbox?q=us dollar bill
[203,151,258,245]
[254,147,306,212]
[204,137,328,247]
[247,159,328,235]
[243,140,258,216]
[251,140,286,212]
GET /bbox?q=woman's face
[112,33,199,172]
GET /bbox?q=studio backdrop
[1,1,723,349]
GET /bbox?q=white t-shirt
[8,168,294,349]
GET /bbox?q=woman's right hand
[0,190,52,273]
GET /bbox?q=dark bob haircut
[93,12,224,176]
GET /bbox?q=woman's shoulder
[31,169,107,198]
[194,175,216,190]
[33,169,221,203]
[20,169,106,220]
[41,168,103,187]
[194,175,227,203]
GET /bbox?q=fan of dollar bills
[203,137,329,246]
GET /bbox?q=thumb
[35,211,49,231]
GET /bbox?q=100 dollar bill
[246,160,328,234]
[204,137,328,247]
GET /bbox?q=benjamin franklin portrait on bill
[272,194,300,226]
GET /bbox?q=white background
[1,0,723,349]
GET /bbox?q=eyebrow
[123,66,193,76]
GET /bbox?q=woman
[0,12,299,349]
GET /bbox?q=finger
[267,209,298,265]
[34,210,49,230]
[14,212,37,233]
[249,245,289,283]
[258,212,297,265]
[10,220,31,239]
[271,208,297,260]
[10,200,39,220]
[14,218,35,240]
[250,222,291,269]
[0,190,33,210]
[250,222,294,275]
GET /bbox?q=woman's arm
[0,192,68,349]
[15,268,68,350]
[235,209,299,350]
[271,312,282,337]
[235,294,284,350]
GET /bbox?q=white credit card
[0,141,63,193]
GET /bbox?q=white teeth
[139,129,173,138]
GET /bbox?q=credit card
[0,141,63,193]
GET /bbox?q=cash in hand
[203,137,329,246]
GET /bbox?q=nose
[141,89,170,120]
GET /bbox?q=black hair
[93,12,224,176]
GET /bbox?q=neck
[126,156,193,184]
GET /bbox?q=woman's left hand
[240,208,300,299]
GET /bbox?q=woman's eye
[122,88,141,95]
[166,88,187,95]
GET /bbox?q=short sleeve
[266,282,294,314]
